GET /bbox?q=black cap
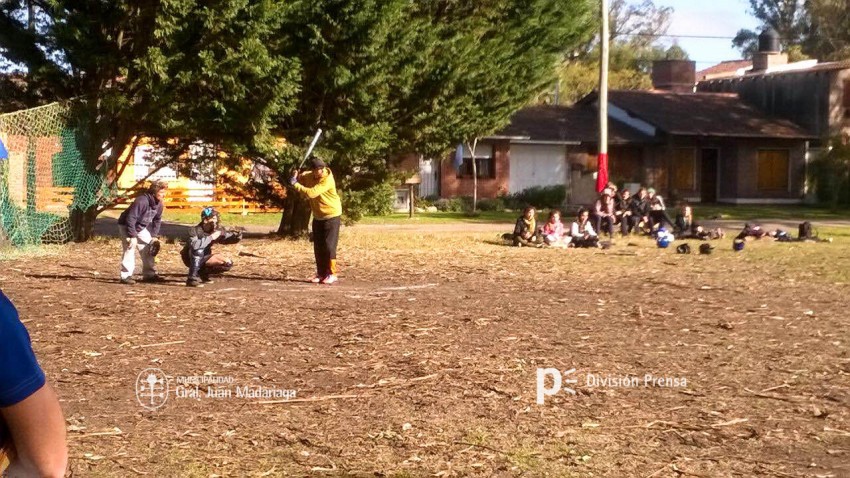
[699,243,714,254]
[310,157,326,169]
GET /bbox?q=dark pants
[650,210,675,231]
[594,215,615,237]
[182,252,233,281]
[313,216,341,278]
[620,215,640,235]
[572,236,599,248]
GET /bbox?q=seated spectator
[647,188,675,232]
[628,187,651,235]
[541,210,571,248]
[593,188,616,238]
[674,202,693,235]
[615,188,635,236]
[570,208,600,248]
[512,206,541,247]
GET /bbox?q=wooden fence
[35,186,280,214]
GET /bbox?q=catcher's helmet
[733,239,745,251]
[201,207,219,220]
[676,243,691,254]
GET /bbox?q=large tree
[0,1,299,241]
[546,0,684,106]
[731,0,809,58]
[223,0,596,234]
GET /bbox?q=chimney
[752,27,787,71]
[651,60,696,92]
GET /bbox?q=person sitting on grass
[615,188,634,236]
[593,188,616,238]
[181,207,242,287]
[570,208,599,248]
[512,206,541,247]
[647,188,675,232]
[541,210,570,248]
[674,201,693,236]
[628,187,651,235]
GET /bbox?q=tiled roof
[696,60,752,80]
[495,104,655,144]
[604,90,816,139]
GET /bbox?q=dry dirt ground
[1,225,850,477]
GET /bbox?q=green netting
[0,102,105,246]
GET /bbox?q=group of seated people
[510,183,721,248]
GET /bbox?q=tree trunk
[277,191,312,238]
[70,205,99,243]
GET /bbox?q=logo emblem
[136,368,170,411]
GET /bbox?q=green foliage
[503,185,567,210]
[476,197,506,212]
[341,180,396,223]
[433,198,467,212]
[734,0,850,61]
[808,139,850,207]
[0,1,300,240]
[545,0,688,106]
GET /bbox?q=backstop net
[0,102,103,247]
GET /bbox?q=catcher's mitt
[149,239,162,257]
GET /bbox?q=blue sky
[661,0,761,67]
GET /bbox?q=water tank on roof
[758,27,781,53]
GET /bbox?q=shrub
[503,185,566,210]
[434,197,465,212]
[477,197,505,211]
[808,140,850,207]
[341,181,396,222]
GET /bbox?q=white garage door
[508,144,567,194]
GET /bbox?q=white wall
[508,144,567,194]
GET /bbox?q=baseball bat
[297,129,323,169]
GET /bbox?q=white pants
[119,226,157,279]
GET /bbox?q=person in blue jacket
[0,290,67,477]
[181,207,242,287]
[117,180,168,284]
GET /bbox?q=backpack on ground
[798,221,813,240]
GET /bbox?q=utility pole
[597,0,610,193]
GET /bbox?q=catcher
[181,208,242,287]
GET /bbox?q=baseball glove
[149,239,162,257]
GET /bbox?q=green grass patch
[694,204,850,221]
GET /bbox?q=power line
[619,32,738,40]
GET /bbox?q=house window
[757,149,790,191]
[457,143,495,179]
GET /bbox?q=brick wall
[440,140,510,198]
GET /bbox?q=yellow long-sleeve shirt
[293,168,342,220]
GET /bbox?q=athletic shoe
[120,277,135,285]
[140,275,166,283]
[200,275,214,284]
[321,274,338,285]
[309,276,322,283]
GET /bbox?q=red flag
[596,152,609,193]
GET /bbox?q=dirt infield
[2,228,849,477]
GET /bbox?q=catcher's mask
[676,243,691,254]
